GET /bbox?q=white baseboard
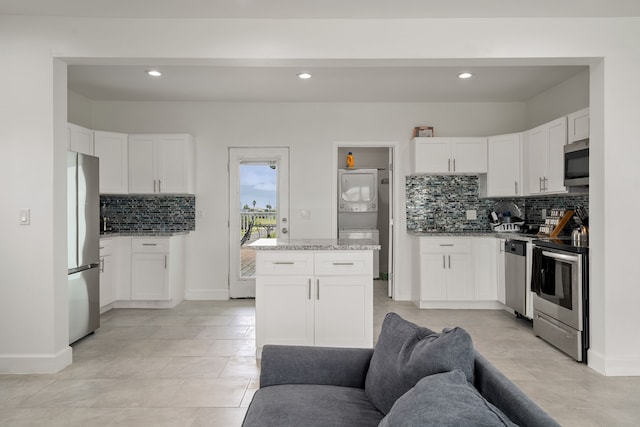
[113,300,177,309]
[185,289,230,300]
[419,300,505,310]
[588,349,640,376]
[0,346,72,374]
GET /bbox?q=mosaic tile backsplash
[100,195,196,233]
[406,175,589,233]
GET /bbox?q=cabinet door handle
[544,177,548,191]
[100,258,105,272]
[332,262,354,266]
[448,255,451,269]
[538,177,542,192]
[159,180,162,193]
[514,181,518,194]
[164,255,167,269]
[154,179,157,193]
[308,278,311,300]
[317,279,320,300]
[453,158,456,172]
[442,255,446,269]
[273,261,295,265]
[448,158,451,172]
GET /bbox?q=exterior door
[229,147,290,298]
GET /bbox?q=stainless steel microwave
[564,139,589,187]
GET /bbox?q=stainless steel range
[531,238,589,362]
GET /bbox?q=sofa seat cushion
[242,384,384,427]
[379,370,518,427]
[365,312,475,414]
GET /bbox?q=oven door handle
[541,250,580,263]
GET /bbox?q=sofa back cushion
[378,370,518,427]
[364,312,475,415]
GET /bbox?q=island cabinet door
[256,276,314,348]
[313,276,373,348]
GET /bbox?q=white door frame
[229,147,290,298]
[331,141,399,299]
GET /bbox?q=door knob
[281,228,288,234]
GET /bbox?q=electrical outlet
[466,209,477,220]
[541,208,547,219]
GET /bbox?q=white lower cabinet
[414,236,501,309]
[100,235,186,309]
[129,236,186,306]
[99,238,117,312]
[131,252,169,300]
[495,238,507,305]
[418,238,473,302]
[256,250,373,352]
[473,238,498,301]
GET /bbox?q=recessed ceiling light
[458,72,473,79]
[297,72,312,80]
[146,69,162,77]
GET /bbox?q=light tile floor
[2,282,640,426]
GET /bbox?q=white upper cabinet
[567,107,589,143]
[481,133,523,198]
[67,123,94,155]
[128,134,195,194]
[94,131,128,194]
[412,137,487,174]
[525,116,567,195]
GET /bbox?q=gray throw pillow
[379,370,518,427]
[364,312,474,415]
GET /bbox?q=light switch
[19,209,30,225]
[466,210,477,220]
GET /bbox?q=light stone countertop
[99,231,191,238]
[248,238,381,251]
[407,230,541,241]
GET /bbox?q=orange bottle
[346,152,354,168]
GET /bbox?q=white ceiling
[68,62,588,103]
[2,0,640,19]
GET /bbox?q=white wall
[1,14,639,375]
[67,90,93,128]
[89,101,526,299]
[525,69,590,128]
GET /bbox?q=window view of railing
[240,211,277,277]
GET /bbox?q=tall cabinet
[525,116,567,195]
[480,133,523,198]
[67,123,94,155]
[94,131,129,194]
[128,134,195,194]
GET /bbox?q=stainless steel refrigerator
[67,151,100,344]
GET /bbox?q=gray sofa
[243,313,560,427]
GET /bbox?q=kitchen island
[249,238,381,355]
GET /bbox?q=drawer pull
[332,262,355,266]
[142,243,157,246]
[99,246,105,249]
[273,261,295,265]
[439,244,454,247]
